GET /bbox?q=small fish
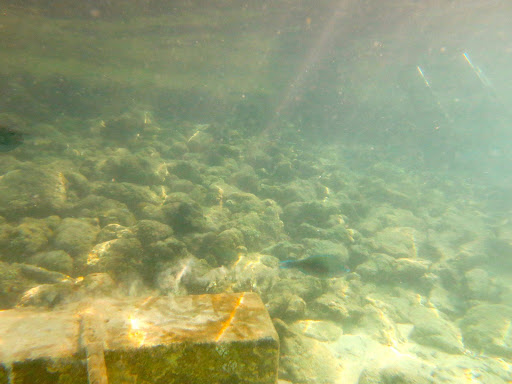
[279,254,350,278]
[0,125,24,152]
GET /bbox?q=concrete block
[0,292,279,384]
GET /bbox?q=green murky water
[1,0,512,383]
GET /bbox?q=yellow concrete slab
[0,292,279,384]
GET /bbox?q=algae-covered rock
[162,194,207,233]
[0,166,68,219]
[370,227,417,259]
[146,237,187,262]
[267,293,306,321]
[54,218,99,257]
[156,257,228,295]
[98,206,137,228]
[230,253,279,297]
[94,181,162,209]
[271,276,323,302]
[28,250,73,275]
[273,160,295,182]
[135,219,174,247]
[359,176,417,210]
[358,358,434,384]
[263,241,305,261]
[232,203,285,251]
[290,319,342,342]
[428,285,462,317]
[96,223,136,243]
[410,315,465,354]
[211,228,244,265]
[282,201,339,236]
[392,258,430,282]
[231,165,261,194]
[301,239,350,264]
[16,281,74,308]
[4,218,53,260]
[74,195,134,222]
[169,160,203,184]
[355,253,394,283]
[83,237,143,280]
[310,292,350,322]
[0,261,33,309]
[462,268,500,302]
[261,180,318,207]
[223,191,266,214]
[98,112,146,141]
[62,171,90,199]
[459,304,512,358]
[280,331,339,384]
[143,236,188,282]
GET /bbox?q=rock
[272,276,323,302]
[162,194,207,234]
[462,268,500,302]
[4,218,52,259]
[223,191,266,214]
[393,258,430,281]
[28,250,73,275]
[282,201,339,237]
[97,205,137,227]
[230,253,279,297]
[0,166,68,219]
[459,304,512,358]
[266,294,306,321]
[156,257,228,295]
[355,253,394,283]
[231,166,261,194]
[16,264,71,284]
[370,227,417,259]
[309,293,349,322]
[301,239,350,265]
[62,171,90,198]
[290,320,342,342]
[156,257,209,295]
[410,315,465,354]
[359,176,417,210]
[357,297,403,345]
[135,219,174,247]
[260,180,318,207]
[280,331,339,384]
[186,127,213,153]
[230,201,285,251]
[428,285,462,317]
[96,223,136,243]
[273,160,295,182]
[95,147,165,185]
[54,218,99,257]
[358,358,434,384]
[146,237,187,263]
[263,241,305,261]
[80,273,116,296]
[94,181,161,209]
[83,238,143,280]
[0,261,33,309]
[98,112,146,141]
[169,160,203,184]
[211,228,245,266]
[182,264,228,294]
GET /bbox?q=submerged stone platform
[0,292,279,384]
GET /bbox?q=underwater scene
[1,0,512,383]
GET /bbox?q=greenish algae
[10,357,87,384]
[105,339,279,384]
